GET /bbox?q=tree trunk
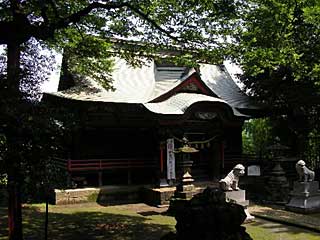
[45,197,49,240]
[6,43,24,240]
[6,43,21,95]
[7,172,23,240]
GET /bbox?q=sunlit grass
[245,220,320,240]
[0,203,319,240]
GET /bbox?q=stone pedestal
[223,190,255,222]
[174,172,196,199]
[168,172,199,215]
[223,190,248,205]
[286,181,320,213]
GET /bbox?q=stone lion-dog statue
[295,160,315,182]
[219,164,245,191]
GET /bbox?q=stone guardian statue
[295,160,315,182]
[219,164,245,191]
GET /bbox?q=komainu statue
[219,164,245,191]
[295,160,315,182]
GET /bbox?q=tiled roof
[144,92,232,115]
[48,58,155,103]
[199,64,258,110]
[45,57,257,117]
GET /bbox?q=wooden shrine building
[43,56,261,187]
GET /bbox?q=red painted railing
[52,157,157,172]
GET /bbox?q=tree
[0,1,240,239]
[230,0,320,155]
[242,118,273,159]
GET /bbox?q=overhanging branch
[0,1,192,46]
[125,3,182,43]
[31,1,128,40]
[54,2,127,29]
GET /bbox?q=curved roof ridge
[143,92,246,117]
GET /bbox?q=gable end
[150,73,217,103]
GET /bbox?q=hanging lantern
[207,142,211,148]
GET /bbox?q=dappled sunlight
[1,204,175,240]
[1,203,320,240]
[44,211,173,240]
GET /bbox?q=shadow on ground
[137,211,163,216]
[0,205,173,240]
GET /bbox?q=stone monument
[286,160,320,213]
[219,164,255,222]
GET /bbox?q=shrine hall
[43,55,261,188]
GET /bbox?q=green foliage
[305,129,320,168]
[0,0,246,189]
[232,0,320,101]
[0,1,251,238]
[231,0,320,156]
[1,0,243,69]
[87,192,99,202]
[59,32,115,89]
[0,96,69,200]
[0,174,7,186]
[242,118,273,158]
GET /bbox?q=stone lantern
[265,138,290,203]
[174,136,199,199]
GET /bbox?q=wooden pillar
[160,144,164,174]
[158,142,169,187]
[211,140,221,181]
[67,158,72,186]
[98,172,103,187]
[127,170,132,185]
